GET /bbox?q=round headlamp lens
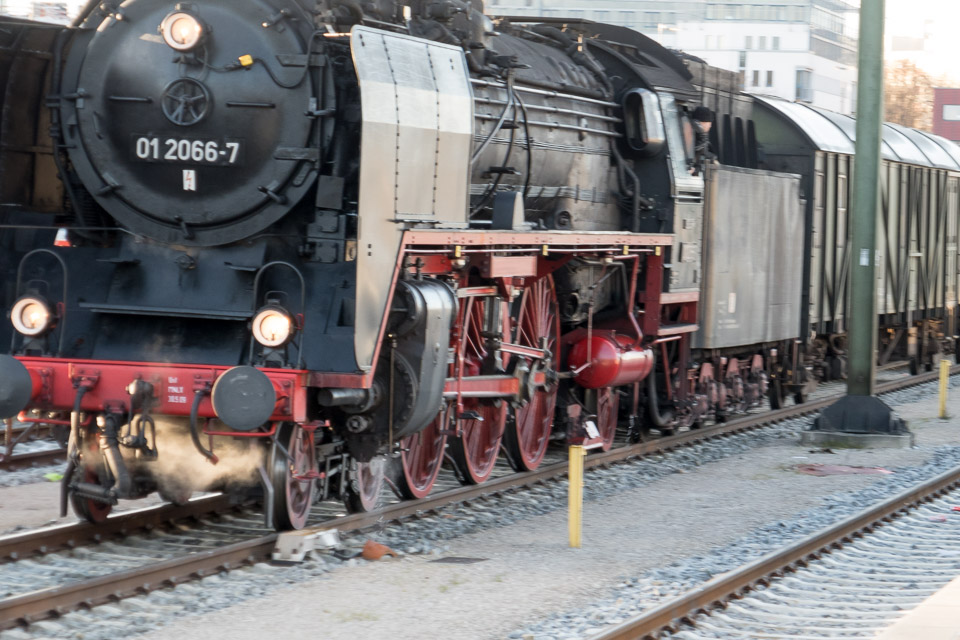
[252,308,293,348]
[11,297,53,337]
[162,12,203,51]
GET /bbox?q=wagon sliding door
[946,176,960,340]
[812,151,851,336]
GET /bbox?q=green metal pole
[848,0,885,397]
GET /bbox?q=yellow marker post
[940,359,950,419]
[568,445,585,548]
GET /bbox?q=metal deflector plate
[350,26,473,371]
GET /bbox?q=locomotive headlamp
[161,11,204,51]
[10,296,55,337]
[252,306,295,348]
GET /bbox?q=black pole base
[812,395,907,435]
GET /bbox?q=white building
[485,0,859,115]
[677,12,857,114]
[483,0,703,31]
[0,0,82,22]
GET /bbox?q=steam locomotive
[1,0,957,530]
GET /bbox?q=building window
[707,3,807,23]
[717,35,724,49]
[812,6,843,33]
[944,105,960,121]
[738,51,746,68]
[796,68,813,102]
[758,36,767,49]
[745,35,752,49]
[773,36,780,50]
[706,35,714,48]
[752,70,760,87]
[766,70,774,87]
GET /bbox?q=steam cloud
[131,417,267,499]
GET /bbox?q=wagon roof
[755,95,960,170]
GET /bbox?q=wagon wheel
[70,425,112,523]
[344,455,386,513]
[504,276,560,471]
[594,387,620,452]
[448,296,508,485]
[768,376,785,410]
[270,423,316,530]
[793,367,811,405]
[395,405,449,500]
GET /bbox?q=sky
[884,0,960,85]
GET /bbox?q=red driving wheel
[504,276,560,471]
[396,405,449,500]
[448,295,508,485]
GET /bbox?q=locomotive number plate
[131,135,244,166]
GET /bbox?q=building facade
[484,0,859,114]
[933,88,960,143]
[0,0,75,22]
[483,0,703,33]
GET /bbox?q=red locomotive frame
[10,230,695,437]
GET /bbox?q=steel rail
[0,494,237,563]
[1,537,276,627]
[0,367,951,630]
[3,421,57,441]
[590,464,960,640]
[0,448,66,471]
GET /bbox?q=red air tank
[567,333,654,389]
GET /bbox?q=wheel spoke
[596,387,620,451]
[409,431,424,472]
[449,289,509,484]
[347,456,386,511]
[504,276,559,472]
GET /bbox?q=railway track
[591,462,960,640]
[0,420,66,472]
[0,448,66,472]
[0,366,952,631]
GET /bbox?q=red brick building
[934,88,960,142]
